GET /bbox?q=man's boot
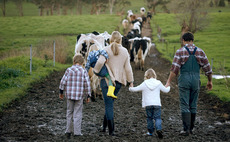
[190,113,196,134]
[180,112,191,136]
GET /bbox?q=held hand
[206,81,213,90]
[165,82,170,88]
[86,98,90,103]
[129,82,134,87]
[59,94,64,99]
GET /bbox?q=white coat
[129,78,170,108]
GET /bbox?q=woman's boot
[108,119,115,136]
[100,115,107,132]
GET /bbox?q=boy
[59,53,91,138]
[85,48,117,99]
[129,68,170,139]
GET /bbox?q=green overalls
[178,46,200,132]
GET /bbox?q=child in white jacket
[129,68,170,139]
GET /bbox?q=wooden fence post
[53,40,55,67]
[211,58,213,70]
[30,44,32,75]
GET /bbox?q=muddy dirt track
[1,19,230,142]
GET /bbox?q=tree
[209,0,214,7]
[109,0,116,14]
[145,0,170,15]
[76,0,82,15]
[214,0,220,6]
[12,0,24,16]
[0,0,7,17]
[115,0,131,15]
[218,0,225,7]
[169,0,209,34]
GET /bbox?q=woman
[93,31,134,136]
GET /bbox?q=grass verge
[151,11,230,102]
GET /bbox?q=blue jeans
[90,55,108,77]
[145,105,162,134]
[100,79,122,120]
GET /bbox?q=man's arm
[165,71,176,87]
[206,73,213,90]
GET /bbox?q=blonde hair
[110,31,122,56]
[73,53,84,65]
[144,68,157,80]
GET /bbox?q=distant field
[151,10,230,102]
[0,14,121,111]
[0,15,121,60]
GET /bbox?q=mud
[0,19,230,142]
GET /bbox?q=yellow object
[107,86,117,99]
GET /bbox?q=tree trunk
[109,0,116,15]
[2,0,6,17]
[56,3,61,15]
[76,0,82,15]
[40,7,44,16]
[91,0,97,15]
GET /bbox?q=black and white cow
[129,37,151,70]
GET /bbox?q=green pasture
[0,15,121,58]
[0,0,230,112]
[151,11,230,102]
[0,14,121,112]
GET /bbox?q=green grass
[151,11,230,102]
[0,56,70,111]
[0,15,121,58]
[0,14,121,112]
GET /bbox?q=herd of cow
[74,7,153,100]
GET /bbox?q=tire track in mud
[0,19,230,142]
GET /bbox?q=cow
[127,10,134,22]
[147,11,152,23]
[133,21,142,34]
[87,44,103,101]
[129,37,149,71]
[122,19,129,34]
[122,35,131,53]
[140,7,146,16]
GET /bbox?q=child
[59,53,91,138]
[85,48,117,99]
[129,68,170,139]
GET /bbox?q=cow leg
[141,59,144,71]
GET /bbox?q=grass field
[0,1,230,111]
[0,14,121,111]
[151,10,230,102]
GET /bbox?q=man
[165,32,213,136]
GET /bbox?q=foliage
[151,11,230,102]
[0,56,70,111]
[218,0,225,7]
[168,0,209,33]
[0,15,120,62]
[145,0,170,14]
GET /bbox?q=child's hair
[110,31,122,56]
[144,68,157,80]
[73,53,84,65]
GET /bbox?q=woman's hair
[110,31,122,56]
[144,68,157,80]
[73,53,84,65]
[182,32,194,42]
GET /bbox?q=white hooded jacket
[129,78,170,108]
